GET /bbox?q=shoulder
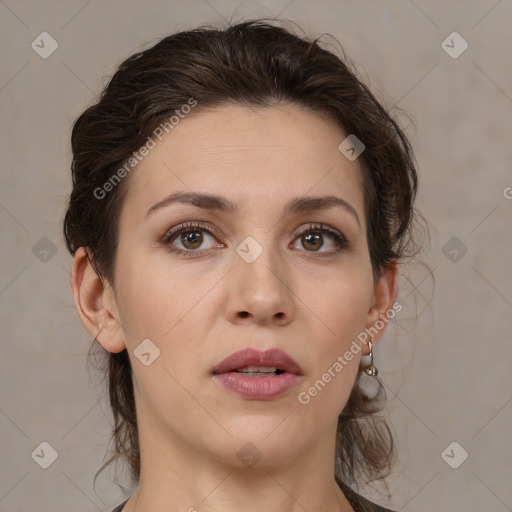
[352,495,396,512]
[336,476,397,512]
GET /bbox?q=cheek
[304,268,373,340]
[114,246,214,342]
[296,272,371,405]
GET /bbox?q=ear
[363,259,399,354]
[70,247,127,353]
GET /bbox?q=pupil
[303,232,322,251]
[182,230,202,249]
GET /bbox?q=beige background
[1,1,511,511]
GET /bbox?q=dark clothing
[336,477,396,512]
[109,499,128,512]
[109,479,396,512]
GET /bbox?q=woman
[64,19,419,512]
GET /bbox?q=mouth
[212,347,303,377]
[232,365,287,377]
[211,348,303,400]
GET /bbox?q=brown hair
[63,19,420,495]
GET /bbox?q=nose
[224,241,295,326]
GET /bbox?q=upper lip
[212,348,303,375]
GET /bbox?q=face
[81,103,395,469]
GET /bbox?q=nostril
[239,311,250,318]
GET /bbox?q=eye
[160,221,349,257]
[162,221,223,256]
[292,223,348,254]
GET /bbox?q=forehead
[121,103,365,224]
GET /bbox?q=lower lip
[213,372,302,400]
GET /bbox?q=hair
[63,19,420,497]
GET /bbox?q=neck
[121,419,354,512]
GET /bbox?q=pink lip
[212,348,303,375]
[211,348,304,401]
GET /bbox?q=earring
[363,339,378,377]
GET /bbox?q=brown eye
[180,230,204,250]
[301,232,323,251]
[162,221,222,256]
[292,224,348,255]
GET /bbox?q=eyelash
[160,221,349,257]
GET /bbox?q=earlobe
[364,260,399,352]
[70,247,127,353]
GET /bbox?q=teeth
[236,366,278,373]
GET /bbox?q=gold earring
[363,339,378,377]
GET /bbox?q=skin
[71,103,397,512]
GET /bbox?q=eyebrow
[146,191,361,230]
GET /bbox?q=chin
[201,421,306,469]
